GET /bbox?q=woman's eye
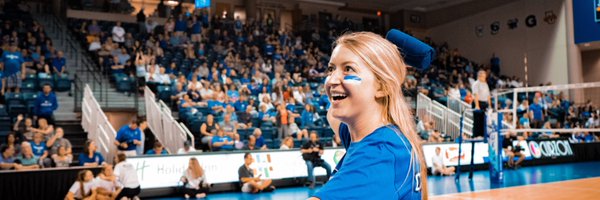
[326,66,335,73]
[344,66,355,72]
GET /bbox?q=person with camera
[301,132,332,188]
[503,132,525,169]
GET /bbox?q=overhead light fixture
[584,43,591,47]
[297,0,346,7]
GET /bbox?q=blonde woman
[310,32,427,199]
[181,157,209,199]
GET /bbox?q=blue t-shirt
[52,57,66,72]
[191,22,202,34]
[519,117,530,127]
[314,123,422,200]
[146,149,169,155]
[212,135,234,151]
[256,136,265,148]
[78,152,105,166]
[1,51,24,76]
[207,100,225,115]
[115,125,142,151]
[30,141,47,157]
[530,103,544,121]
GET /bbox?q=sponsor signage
[127,149,345,189]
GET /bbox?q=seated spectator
[290,122,309,140]
[31,118,54,139]
[252,128,268,150]
[79,140,105,166]
[48,127,72,156]
[211,129,234,151]
[181,157,209,199]
[1,145,37,170]
[114,153,141,200]
[51,145,72,167]
[114,120,143,156]
[503,132,525,169]
[94,164,123,200]
[233,133,245,150]
[428,129,444,143]
[245,135,259,150]
[13,114,34,141]
[237,106,254,128]
[146,140,169,155]
[279,136,294,150]
[238,153,275,193]
[539,122,559,139]
[112,21,126,44]
[200,114,220,148]
[65,170,97,200]
[30,132,54,167]
[51,51,67,76]
[258,104,276,126]
[3,132,21,155]
[177,141,197,154]
[301,132,331,188]
[431,147,455,175]
[34,84,58,124]
[300,104,319,128]
[16,142,41,168]
[220,114,239,138]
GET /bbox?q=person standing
[472,70,491,111]
[114,120,142,156]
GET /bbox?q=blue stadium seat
[5,92,26,116]
[55,75,71,92]
[21,80,36,93]
[262,127,276,140]
[189,119,202,136]
[114,73,133,92]
[157,85,172,104]
[22,92,38,114]
[38,74,54,89]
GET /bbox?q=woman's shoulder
[362,126,413,152]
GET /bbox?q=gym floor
[149,161,600,200]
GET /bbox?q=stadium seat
[21,80,36,93]
[5,92,26,116]
[114,73,133,92]
[55,75,72,92]
[157,85,172,104]
[38,74,54,89]
[22,92,38,114]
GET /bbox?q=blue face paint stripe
[343,75,362,81]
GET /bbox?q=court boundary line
[431,176,600,198]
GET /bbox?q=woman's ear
[375,84,387,98]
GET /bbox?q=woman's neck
[345,108,386,143]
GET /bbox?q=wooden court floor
[430,177,600,200]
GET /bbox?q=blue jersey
[1,51,24,76]
[115,125,142,151]
[314,123,422,200]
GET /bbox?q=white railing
[144,87,194,153]
[416,93,472,139]
[81,84,117,161]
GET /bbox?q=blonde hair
[334,32,428,199]
[189,157,204,179]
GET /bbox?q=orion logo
[528,140,573,159]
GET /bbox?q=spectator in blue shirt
[29,133,53,167]
[529,98,544,128]
[301,104,318,128]
[51,51,67,77]
[114,120,143,156]
[1,43,26,93]
[252,128,267,150]
[79,140,105,166]
[211,129,234,151]
[145,140,169,155]
[35,84,58,123]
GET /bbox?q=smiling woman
[309,32,427,200]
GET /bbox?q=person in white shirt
[94,164,123,200]
[65,170,97,200]
[114,153,141,200]
[177,141,197,154]
[279,136,294,150]
[432,147,455,176]
[181,157,210,198]
[448,84,461,100]
[156,67,171,84]
[472,70,491,110]
[112,22,126,43]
